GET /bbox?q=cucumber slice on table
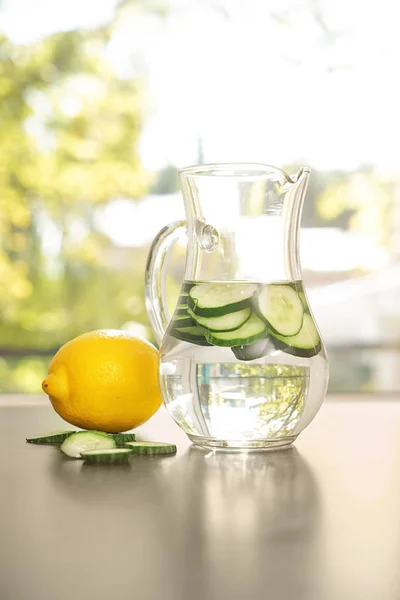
[109,433,136,446]
[270,313,321,358]
[189,283,257,317]
[60,431,116,458]
[26,430,76,445]
[256,284,304,336]
[125,442,177,455]
[81,448,133,464]
[205,312,267,347]
[188,306,251,332]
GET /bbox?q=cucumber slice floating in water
[270,313,321,358]
[170,325,211,346]
[26,430,76,445]
[81,448,133,464]
[188,306,251,332]
[205,312,267,347]
[232,338,276,361]
[124,442,177,455]
[256,284,303,336]
[173,325,205,336]
[189,283,258,317]
[175,304,190,316]
[60,431,116,458]
[171,314,196,328]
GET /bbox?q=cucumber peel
[232,338,276,361]
[81,448,134,464]
[175,304,190,315]
[125,441,177,455]
[170,325,211,346]
[26,430,76,445]
[171,314,196,328]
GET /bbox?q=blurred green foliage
[0,356,49,393]
[0,2,398,394]
[0,7,161,392]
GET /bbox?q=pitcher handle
[145,220,186,346]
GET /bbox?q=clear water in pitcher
[159,280,327,445]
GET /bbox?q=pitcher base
[187,434,297,452]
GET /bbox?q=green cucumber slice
[187,306,251,332]
[205,312,267,347]
[81,448,133,464]
[171,314,195,328]
[125,441,177,455]
[270,313,321,358]
[109,433,136,446]
[26,430,76,445]
[189,282,257,317]
[60,431,116,458]
[256,284,304,336]
[171,325,211,346]
[232,338,275,361]
[174,325,204,336]
[175,304,189,316]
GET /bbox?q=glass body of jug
[145,163,329,450]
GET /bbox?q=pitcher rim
[178,162,311,184]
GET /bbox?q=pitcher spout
[289,166,311,186]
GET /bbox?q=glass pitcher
[145,163,328,450]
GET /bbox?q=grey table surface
[1,395,400,600]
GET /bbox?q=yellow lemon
[42,330,162,433]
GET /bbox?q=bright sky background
[0,0,396,274]
[1,0,400,172]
